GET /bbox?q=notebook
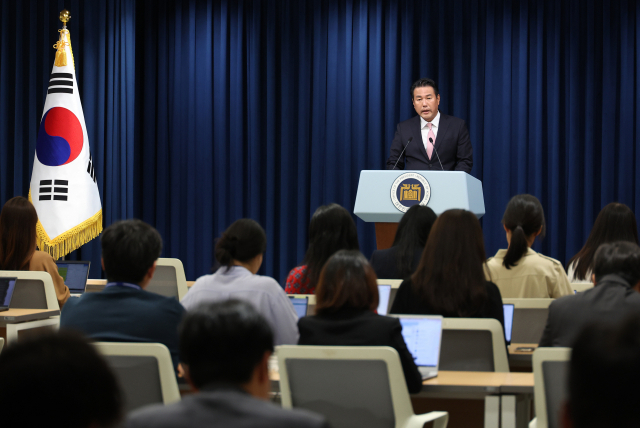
[56,261,91,296]
[503,303,515,344]
[0,277,18,312]
[289,296,309,318]
[377,284,392,316]
[392,315,443,380]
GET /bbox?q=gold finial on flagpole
[59,9,71,28]
[54,10,71,66]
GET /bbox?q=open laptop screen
[377,284,391,316]
[0,277,17,309]
[503,303,515,344]
[289,296,309,319]
[396,316,443,367]
[56,261,91,294]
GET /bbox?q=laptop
[377,284,392,316]
[289,296,309,318]
[0,277,18,312]
[503,303,515,344]
[392,315,443,380]
[56,261,91,296]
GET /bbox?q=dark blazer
[298,309,423,394]
[386,113,473,172]
[539,274,640,347]
[370,246,422,280]
[125,384,329,428]
[390,279,505,333]
[60,285,185,370]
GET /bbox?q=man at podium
[386,78,473,173]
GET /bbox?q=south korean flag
[28,25,102,259]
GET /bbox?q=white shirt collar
[420,110,441,129]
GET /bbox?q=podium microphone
[392,137,413,170]
[429,137,444,171]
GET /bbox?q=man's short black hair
[569,314,640,428]
[0,331,123,428]
[592,241,640,286]
[179,300,274,389]
[411,77,439,98]
[101,219,162,284]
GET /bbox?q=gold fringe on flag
[28,191,103,260]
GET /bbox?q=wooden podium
[354,171,485,250]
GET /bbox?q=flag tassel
[53,29,69,67]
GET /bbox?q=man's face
[412,86,440,122]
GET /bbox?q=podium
[354,171,485,250]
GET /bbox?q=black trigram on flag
[39,180,68,201]
[87,153,96,182]
[48,73,73,95]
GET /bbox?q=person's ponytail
[503,225,529,269]
[214,219,267,272]
[501,195,546,269]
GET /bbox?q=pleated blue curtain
[1,0,639,282]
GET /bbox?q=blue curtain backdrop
[1,0,639,283]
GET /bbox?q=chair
[1,271,59,310]
[376,279,402,310]
[440,318,509,372]
[0,337,4,353]
[93,342,180,413]
[146,258,188,301]
[502,298,554,344]
[277,345,448,428]
[571,283,593,293]
[530,347,571,428]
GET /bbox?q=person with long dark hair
[0,196,69,307]
[285,204,359,294]
[298,250,423,393]
[181,219,299,345]
[390,210,504,330]
[370,205,437,279]
[486,194,572,298]
[567,203,639,283]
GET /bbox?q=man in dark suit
[125,300,329,428]
[60,219,185,370]
[386,78,473,172]
[539,241,640,347]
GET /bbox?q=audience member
[539,241,640,347]
[60,219,185,369]
[0,196,69,307]
[566,202,638,283]
[125,300,329,428]
[285,203,359,294]
[390,209,505,331]
[562,314,640,428]
[370,205,437,279]
[181,218,298,345]
[298,250,423,393]
[0,331,123,428]
[486,194,572,298]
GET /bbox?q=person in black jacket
[370,205,437,280]
[390,209,504,333]
[298,250,423,394]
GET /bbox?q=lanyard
[105,282,142,291]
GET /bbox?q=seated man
[125,300,328,428]
[61,219,185,369]
[0,331,123,428]
[539,241,640,347]
[562,314,640,428]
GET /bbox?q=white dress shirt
[419,111,440,154]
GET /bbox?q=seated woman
[285,203,359,294]
[567,202,638,283]
[181,218,298,345]
[298,250,423,393]
[370,205,437,279]
[390,209,504,331]
[486,194,572,298]
[0,196,69,307]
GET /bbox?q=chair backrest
[0,337,4,353]
[571,282,593,293]
[0,271,59,310]
[93,342,180,413]
[502,298,553,344]
[277,345,416,428]
[376,279,402,310]
[440,318,509,372]
[533,347,571,428]
[146,258,188,301]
